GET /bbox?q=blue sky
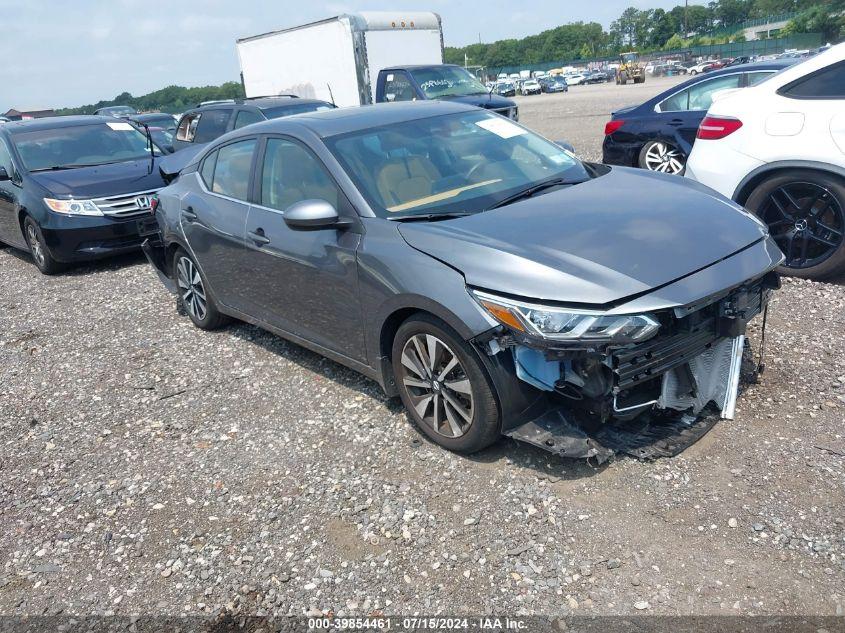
[0,0,680,109]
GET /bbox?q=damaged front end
[472,272,779,464]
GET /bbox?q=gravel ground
[2,81,845,620]
[514,75,687,161]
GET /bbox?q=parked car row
[603,43,845,279]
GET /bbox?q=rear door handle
[181,206,198,222]
[248,229,270,246]
[668,119,684,127]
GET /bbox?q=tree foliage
[446,0,840,69]
[57,82,246,115]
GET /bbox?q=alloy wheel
[398,334,474,439]
[760,182,844,270]
[26,224,45,267]
[644,142,685,174]
[176,256,207,321]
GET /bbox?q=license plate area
[137,217,159,236]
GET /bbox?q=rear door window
[658,74,742,112]
[209,139,256,201]
[234,109,264,129]
[746,70,776,86]
[193,110,232,143]
[781,61,845,99]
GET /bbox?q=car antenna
[327,83,336,106]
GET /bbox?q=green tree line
[445,0,844,67]
[56,82,246,116]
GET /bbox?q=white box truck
[235,12,518,118]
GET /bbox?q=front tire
[173,248,230,329]
[639,140,686,175]
[745,170,845,279]
[23,217,63,275]
[392,314,500,453]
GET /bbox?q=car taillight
[697,116,743,140]
[604,120,625,136]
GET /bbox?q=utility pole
[464,52,469,68]
[684,0,689,36]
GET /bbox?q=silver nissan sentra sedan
[144,101,782,462]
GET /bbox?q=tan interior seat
[375,155,440,207]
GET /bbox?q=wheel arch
[733,161,845,205]
[376,298,483,396]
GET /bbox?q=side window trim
[252,133,352,217]
[195,137,259,204]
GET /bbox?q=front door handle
[248,229,270,246]
[181,206,198,222]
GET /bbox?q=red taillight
[697,116,743,140]
[604,120,625,136]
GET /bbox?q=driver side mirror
[284,199,347,230]
[0,166,9,182]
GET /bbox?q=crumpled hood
[397,167,769,306]
[30,158,166,198]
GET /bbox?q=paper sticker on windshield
[106,121,134,131]
[549,153,569,164]
[475,118,526,139]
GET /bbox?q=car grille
[93,189,159,218]
[611,278,771,391]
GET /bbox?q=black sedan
[602,60,793,175]
[0,116,167,273]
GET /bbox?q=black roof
[237,100,476,138]
[1,115,116,134]
[380,63,461,72]
[191,97,332,113]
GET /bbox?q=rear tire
[392,314,500,453]
[172,247,230,329]
[23,217,63,275]
[638,140,686,175]
[745,169,845,279]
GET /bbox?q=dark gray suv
[143,101,782,462]
[172,96,335,152]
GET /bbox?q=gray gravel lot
[2,79,845,620]
[514,75,687,161]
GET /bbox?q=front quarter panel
[357,219,497,361]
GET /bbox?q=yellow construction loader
[616,52,646,85]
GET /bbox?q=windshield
[100,106,137,116]
[409,66,488,98]
[12,122,162,171]
[138,115,176,130]
[325,111,590,218]
[262,102,336,118]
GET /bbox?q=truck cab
[375,64,518,120]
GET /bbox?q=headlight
[472,290,659,343]
[44,198,103,216]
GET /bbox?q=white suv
[685,43,845,279]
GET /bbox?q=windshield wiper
[29,164,85,172]
[488,177,577,210]
[389,211,475,222]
